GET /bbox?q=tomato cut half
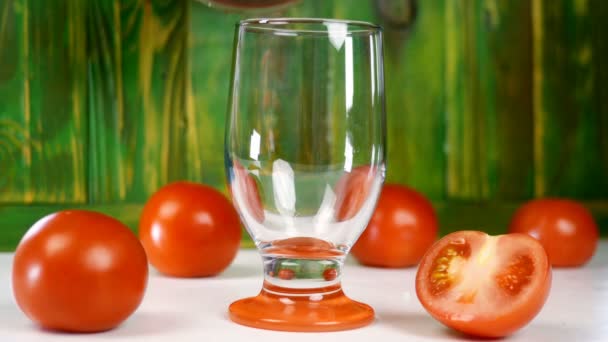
[415,231,552,338]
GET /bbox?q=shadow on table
[0,303,32,334]
[378,311,502,341]
[0,305,188,339]
[147,264,260,280]
[379,311,592,342]
[109,311,189,338]
[519,321,600,342]
[218,264,261,280]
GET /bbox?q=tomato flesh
[416,231,551,338]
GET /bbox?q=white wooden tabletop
[1,242,606,341]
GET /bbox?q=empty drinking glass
[225,18,386,331]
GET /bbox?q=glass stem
[262,255,344,289]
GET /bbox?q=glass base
[229,281,374,332]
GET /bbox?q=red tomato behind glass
[12,210,148,332]
[351,184,438,267]
[139,181,242,277]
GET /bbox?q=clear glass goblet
[225,18,386,332]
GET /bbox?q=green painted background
[0,0,607,250]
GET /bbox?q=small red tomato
[139,181,242,277]
[351,184,438,267]
[508,198,599,267]
[12,210,148,332]
[416,231,552,338]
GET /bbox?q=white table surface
[1,242,607,342]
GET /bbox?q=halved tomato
[415,231,552,338]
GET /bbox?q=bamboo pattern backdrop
[0,0,606,250]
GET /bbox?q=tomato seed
[429,242,471,296]
[495,255,534,295]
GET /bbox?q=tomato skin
[139,181,242,277]
[416,231,551,338]
[12,210,148,332]
[508,199,599,267]
[351,184,438,267]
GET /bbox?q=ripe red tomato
[351,184,438,267]
[416,231,551,338]
[12,210,148,332]
[508,199,599,267]
[139,181,242,277]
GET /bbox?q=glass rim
[238,18,382,36]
